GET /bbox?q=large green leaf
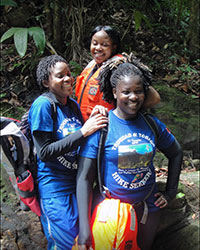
[14,28,28,57]
[28,27,46,54]
[0,0,17,7]
[0,27,19,43]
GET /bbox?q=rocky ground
[153,169,199,250]
[1,201,47,250]
[1,166,47,250]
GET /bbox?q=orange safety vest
[91,198,141,250]
[75,54,123,121]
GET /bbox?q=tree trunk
[186,0,200,61]
[44,0,52,41]
[53,0,62,52]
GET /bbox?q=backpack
[0,93,57,216]
[96,111,159,224]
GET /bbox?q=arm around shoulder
[142,86,160,109]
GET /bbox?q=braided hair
[98,52,152,104]
[36,55,68,87]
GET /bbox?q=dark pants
[135,205,161,250]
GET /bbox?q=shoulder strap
[97,126,108,198]
[79,64,98,106]
[68,98,80,118]
[140,111,159,144]
[20,94,57,143]
[42,95,57,122]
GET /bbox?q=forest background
[0,0,199,111]
[1,0,199,156]
[0,0,199,158]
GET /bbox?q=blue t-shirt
[80,110,175,211]
[29,94,83,198]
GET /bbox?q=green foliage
[164,55,199,85]
[0,103,26,120]
[154,151,167,168]
[0,27,46,57]
[152,0,162,14]
[14,28,28,58]
[0,0,198,106]
[176,192,185,199]
[149,0,190,52]
[0,27,16,41]
[153,81,199,145]
[0,44,37,73]
[149,0,190,23]
[0,0,17,7]
[134,10,152,31]
[69,61,82,77]
[0,93,7,99]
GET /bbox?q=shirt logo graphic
[118,143,153,170]
[88,86,98,95]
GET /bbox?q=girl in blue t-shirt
[76,53,183,250]
[28,55,108,250]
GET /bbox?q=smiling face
[90,29,117,65]
[113,75,145,120]
[43,62,73,105]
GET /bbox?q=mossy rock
[151,82,199,157]
[153,217,199,250]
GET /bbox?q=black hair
[98,52,152,104]
[36,55,68,87]
[90,25,121,54]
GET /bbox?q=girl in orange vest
[75,25,160,121]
